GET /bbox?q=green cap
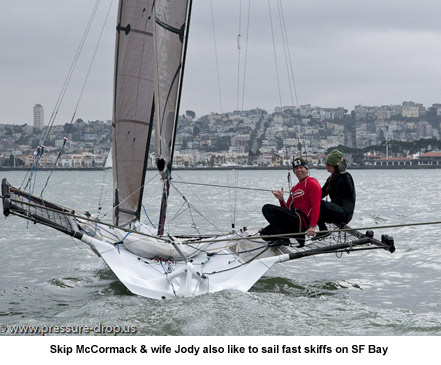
[326,149,343,167]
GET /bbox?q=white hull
[2,179,394,300]
[79,222,287,299]
[2,179,291,299]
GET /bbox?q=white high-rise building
[33,104,44,129]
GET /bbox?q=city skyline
[2,105,441,170]
[3,99,440,127]
[2,1,441,124]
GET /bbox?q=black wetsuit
[317,171,356,230]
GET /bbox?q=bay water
[1,168,440,335]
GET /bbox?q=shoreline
[1,165,440,172]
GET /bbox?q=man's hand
[306,226,316,236]
[272,187,284,201]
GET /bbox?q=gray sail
[154,0,191,172]
[153,0,192,234]
[112,0,155,226]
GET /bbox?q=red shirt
[280,176,322,228]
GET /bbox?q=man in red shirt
[260,157,322,247]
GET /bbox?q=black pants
[317,200,350,231]
[260,204,305,244]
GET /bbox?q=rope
[141,204,156,229]
[114,231,131,254]
[79,221,98,237]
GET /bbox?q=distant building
[33,104,44,129]
[417,151,441,166]
[374,156,414,167]
[402,105,419,118]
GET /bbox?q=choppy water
[1,168,441,335]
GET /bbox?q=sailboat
[1,0,395,300]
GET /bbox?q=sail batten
[112,0,155,226]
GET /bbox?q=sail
[154,0,192,172]
[153,0,192,234]
[112,0,155,226]
[104,147,112,169]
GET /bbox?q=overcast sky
[2,0,441,125]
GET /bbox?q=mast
[154,0,193,235]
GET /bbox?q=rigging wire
[227,171,233,227]
[173,179,276,193]
[267,0,283,109]
[280,0,299,108]
[226,170,239,228]
[5,191,441,245]
[233,170,239,227]
[40,0,103,147]
[277,0,303,156]
[276,0,298,110]
[19,0,103,191]
[40,0,115,198]
[172,171,221,232]
[169,182,225,234]
[167,200,190,226]
[209,0,223,113]
[240,0,251,111]
[97,166,110,219]
[236,0,242,111]
[204,245,271,275]
[111,173,159,219]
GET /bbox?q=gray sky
[2,0,441,125]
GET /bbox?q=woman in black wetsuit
[315,149,356,239]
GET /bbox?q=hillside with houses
[3,101,441,169]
